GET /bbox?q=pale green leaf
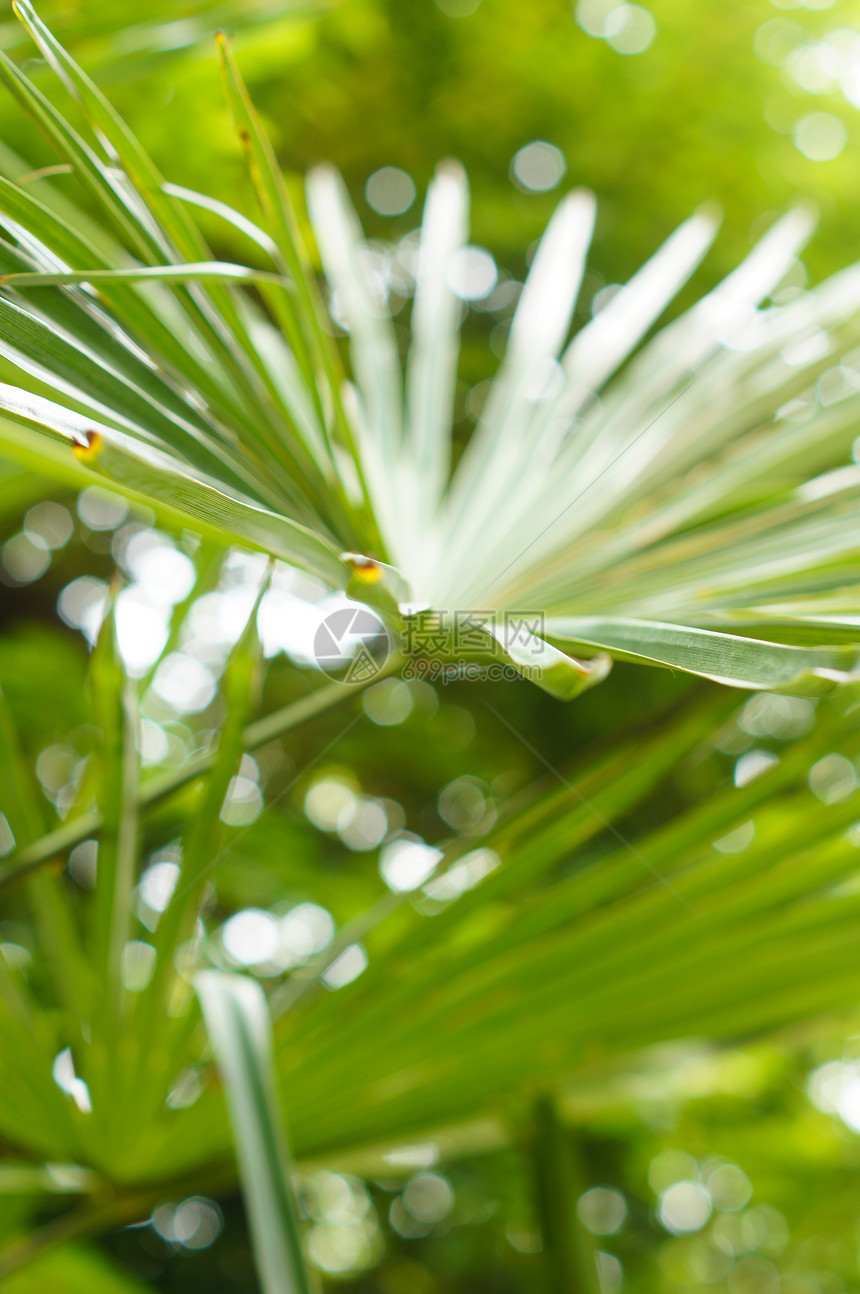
[195,973,312,1294]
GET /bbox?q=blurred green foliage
[5,0,860,287]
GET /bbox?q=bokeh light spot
[366,167,416,216]
[380,838,443,892]
[447,246,498,301]
[605,4,656,54]
[321,943,368,989]
[511,140,567,192]
[659,1181,712,1234]
[793,111,846,161]
[577,1186,627,1235]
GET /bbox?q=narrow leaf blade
[195,972,312,1294]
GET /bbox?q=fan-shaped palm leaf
[1,5,860,695]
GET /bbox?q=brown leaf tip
[72,429,102,461]
[342,552,383,584]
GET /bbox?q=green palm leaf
[0,8,859,692]
[196,972,312,1294]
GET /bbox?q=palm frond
[0,4,857,701]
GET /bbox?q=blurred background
[4,0,860,1291]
